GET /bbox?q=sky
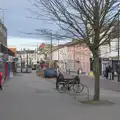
[0,0,65,50]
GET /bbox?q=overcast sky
[0,0,61,50]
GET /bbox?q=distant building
[50,41,91,74]
[67,42,90,74]
[16,49,44,67]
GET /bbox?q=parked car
[44,68,57,78]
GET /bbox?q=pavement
[62,73,120,92]
[0,71,120,120]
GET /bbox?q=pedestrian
[0,72,3,90]
[105,66,109,79]
[108,65,112,80]
[56,72,64,89]
[42,62,46,70]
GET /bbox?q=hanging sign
[3,54,8,62]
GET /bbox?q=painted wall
[67,43,91,74]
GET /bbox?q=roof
[65,40,84,47]
[17,50,35,54]
[39,43,45,49]
[46,40,85,54]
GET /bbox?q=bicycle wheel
[68,80,74,91]
[73,83,84,93]
[57,82,67,93]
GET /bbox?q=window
[0,62,4,72]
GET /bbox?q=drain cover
[3,85,8,87]
[36,89,51,94]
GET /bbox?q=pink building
[67,42,91,74]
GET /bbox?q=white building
[100,38,119,58]
[52,46,68,61]
[48,45,68,71]
[16,50,44,67]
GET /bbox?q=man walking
[108,65,112,80]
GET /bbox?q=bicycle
[57,75,84,93]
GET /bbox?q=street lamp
[0,8,7,24]
[118,4,120,82]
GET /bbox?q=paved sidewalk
[61,73,120,92]
[1,72,120,120]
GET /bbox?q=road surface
[0,72,120,120]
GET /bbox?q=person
[42,62,46,70]
[0,72,3,90]
[56,72,64,89]
[108,65,112,80]
[36,61,40,75]
[105,66,109,79]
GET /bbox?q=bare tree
[29,0,119,100]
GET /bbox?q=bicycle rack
[73,83,90,101]
[81,83,90,100]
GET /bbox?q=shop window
[0,62,4,72]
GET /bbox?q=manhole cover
[36,89,51,94]
[32,81,39,83]
[16,74,23,76]
[3,85,8,87]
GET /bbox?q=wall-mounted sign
[3,54,8,62]
[14,58,18,62]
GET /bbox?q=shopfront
[3,54,8,80]
[0,44,15,79]
[0,54,4,79]
[8,56,15,78]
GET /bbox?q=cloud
[7,36,71,50]
[7,36,45,50]
[0,0,59,39]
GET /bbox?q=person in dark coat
[108,65,112,80]
[56,72,64,89]
[105,66,109,79]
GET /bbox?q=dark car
[44,68,57,78]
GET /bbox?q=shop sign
[14,58,18,62]
[3,54,8,62]
[0,58,3,62]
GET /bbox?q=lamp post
[50,32,53,60]
[0,8,7,24]
[118,5,120,82]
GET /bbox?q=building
[51,41,91,74]
[0,19,7,46]
[16,49,43,67]
[0,20,15,80]
[67,41,90,74]
[98,21,120,76]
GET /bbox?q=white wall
[100,38,118,58]
[52,46,68,61]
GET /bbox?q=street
[0,72,120,120]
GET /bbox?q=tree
[39,43,55,60]
[29,0,119,100]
